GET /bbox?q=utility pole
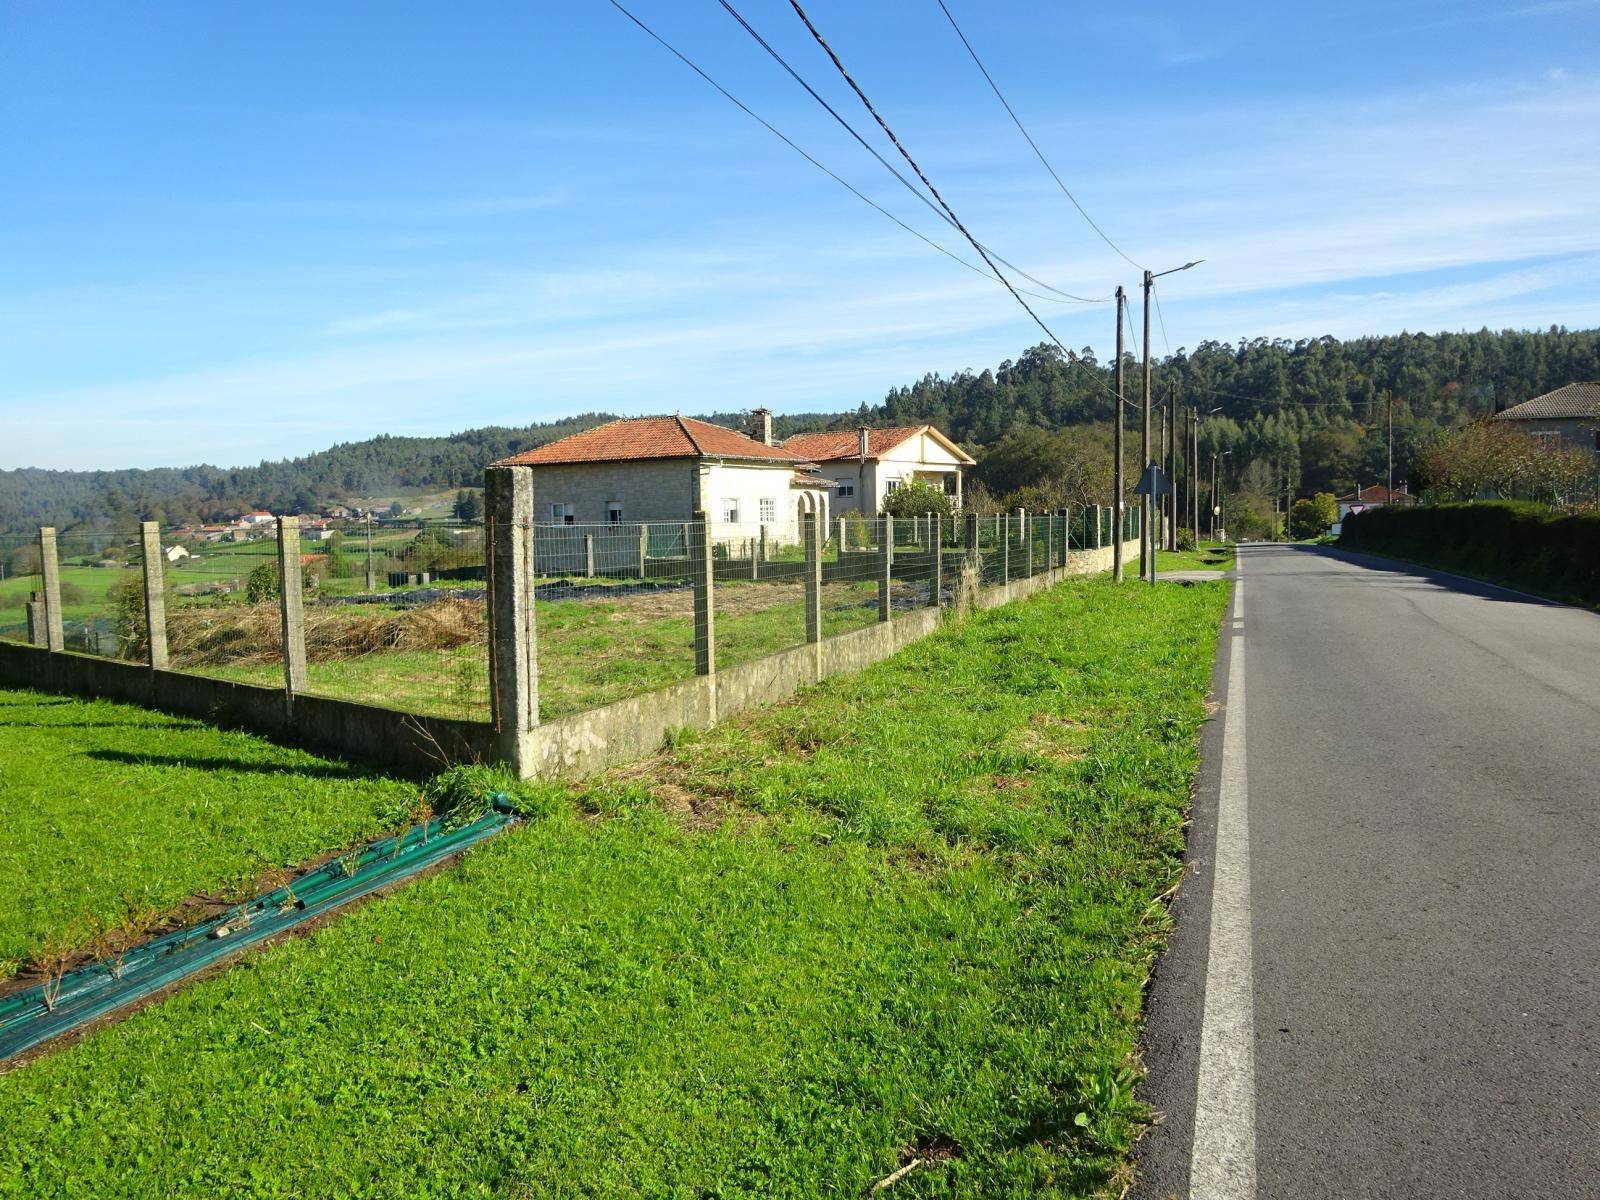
[1171,377,1184,553]
[1386,396,1395,499]
[1210,454,1219,540]
[1190,406,1200,542]
[1113,286,1126,582]
[1141,269,1153,579]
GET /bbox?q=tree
[245,561,279,604]
[452,489,483,522]
[1289,492,1338,539]
[880,479,954,519]
[387,501,405,519]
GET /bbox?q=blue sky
[2,0,1597,470]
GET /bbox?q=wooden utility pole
[1141,270,1153,578]
[1387,396,1395,499]
[1165,378,1178,550]
[1113,287,1126,582]
[1210,454,1220,540]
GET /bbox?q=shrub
[1289,493,1338,540]
[245,562,279,604]
[1339,501,1600,605]
[881,479,954,520]
[1175,527,1197,551]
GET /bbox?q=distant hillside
[0,415,616,533]
[4,326,1596,533]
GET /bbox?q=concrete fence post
[878,514,893,622]
[690,512,715,676]
[486,466,538,747]
[37,527,64,652]
[836,515,846,554]
[638,524,649,580]
[140,521,169,669]
[1047,513,1055,572]
[1000,513,1010,583]
[758,524,768,575]
[583,532,596,579]
[1021,509,1033,577]
[930,513,943,608]
[26,596,45,647]
[804,512,822,645]
[964,512,979,573]
[276,517,309,696]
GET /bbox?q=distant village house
[780,423,973,514]
[492,414,832,542]
[1489,382,1600,454]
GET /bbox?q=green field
[0,691,417,974]
[0,573,1227,1197]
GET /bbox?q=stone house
[492,415,833,543]
[780,424,974,515]
[1489,382,1600,454]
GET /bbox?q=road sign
[1134,464,1170,497]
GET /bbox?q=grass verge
[0,691,417,975]
[0,574,1227,1197]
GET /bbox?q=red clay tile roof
[781,424,975,464]
[1490,382,1600,421]
[494,416,809,466]
[1338,485,1415,504]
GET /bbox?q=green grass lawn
[0,573,1227,1197]
[0,691,417,974]
[1154,541,1235,574]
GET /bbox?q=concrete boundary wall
[0,537,1136,782]
[516,538,1137,781]
[0,642,496,776]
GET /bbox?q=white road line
[1190,568,1257,1199]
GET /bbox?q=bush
[1175,527,1197,552]
[1339,501,1600,605]
[245,562,279,604]
[1289,493,1338,540]
[880,479,954,520]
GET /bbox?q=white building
[493,415,833,542]
[163,544,191,563]
[781,424,973,515]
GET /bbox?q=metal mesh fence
[705,520,810,673]
[49,530,143,660]
[298,519,489,720]
[531,521,700,722]
[0,534,44,644]
[158,526,284,683]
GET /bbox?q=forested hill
[0,414,615,533]
[4,326,1597,532]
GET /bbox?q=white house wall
[818,431,967,514]
[523,458,813,543]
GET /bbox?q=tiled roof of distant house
[493,416,809,466]
[1338,485,1415,504]
[781,424,976,465]
[1490,382,1600,421]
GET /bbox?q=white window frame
[721,498,740,524]
[885,479,901,494]
[836,482,855,498]
[549,502,575,525]
[758,498,776,523]
[606,502,624,524]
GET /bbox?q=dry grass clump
[166,599,486,667]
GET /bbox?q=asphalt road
[1133,544,1600,1199]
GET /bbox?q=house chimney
[858,426,870,459]
[751,407,774,446]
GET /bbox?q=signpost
[1134,465,1170,585]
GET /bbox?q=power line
[782,0,1106,387]
[604,0,1076,306]
[1152,284,1173,357]
[714,0,1109,304]
[932,0,1143,270]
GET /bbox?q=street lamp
[1141,259,1204,579]
[1210,450,1231,541]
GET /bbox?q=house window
[943,475,958,495]
[607,503,623,524]
[885,480,901,493]
[721,498,740,524]
[836,483,855,498]
[549,503,574,525]
[758,498,776,523]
